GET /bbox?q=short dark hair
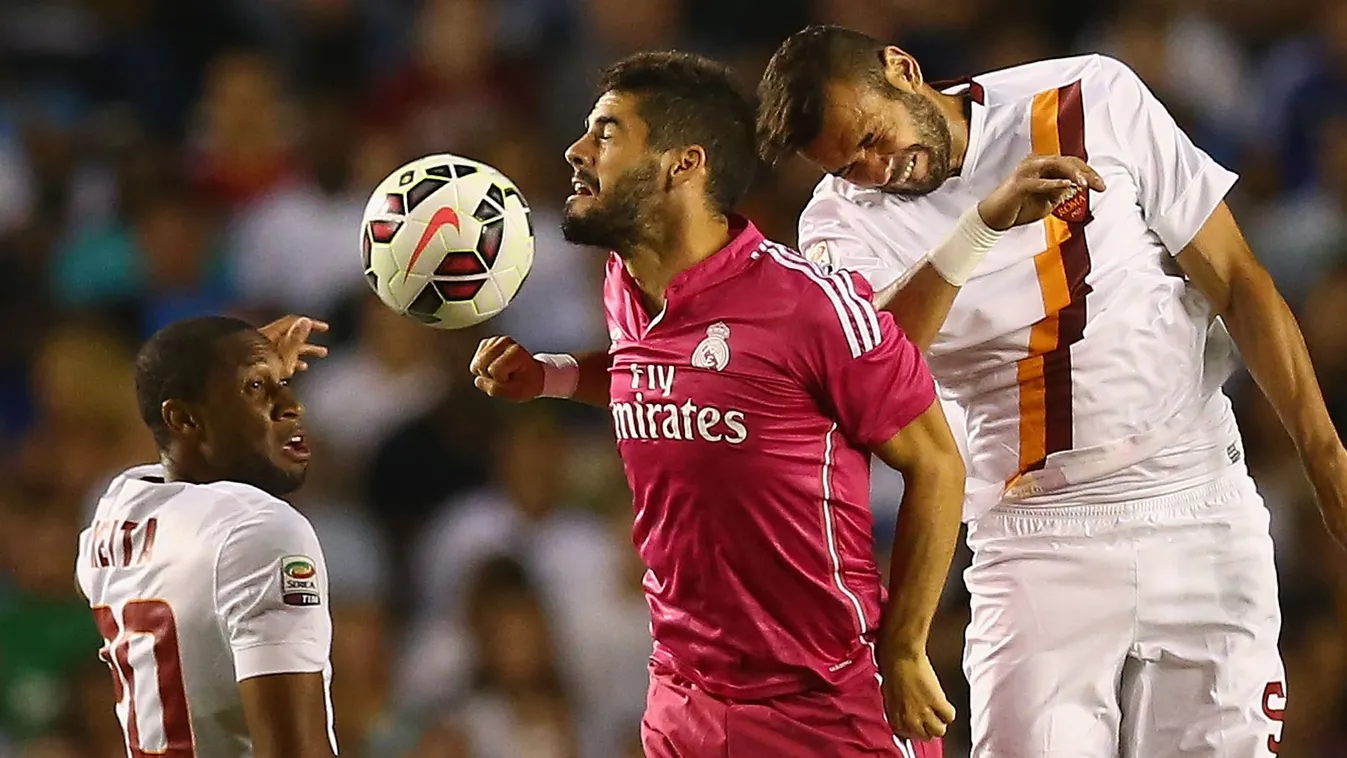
[597,51,757,213]
[135,316,255,448]
[756,25,889,166]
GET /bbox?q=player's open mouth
[888,153,919,186]
[570,176,596,198]
[282,433,311,462]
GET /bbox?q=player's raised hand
[877,649,956,743]
[977,154,1107,231]
[259,315,330,375]
[470,336,545,402]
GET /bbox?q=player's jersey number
[93,599,197,757]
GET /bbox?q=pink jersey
[604,218,936,700]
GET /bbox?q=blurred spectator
[0,483,100,745]
[367,0,528,156]
[1251,0,1347,194]
[226,92,368,320]
[51,176,233,336]
[446,555,580,758]
[13,322,152,510]
[1250,112,1347,305]
[190,50,294,210]
[305,293,448,472]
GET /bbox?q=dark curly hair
[596,51,757,213]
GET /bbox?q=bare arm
[871,400,967,654]
[866,399,965,741]
[1175,202,1347,549]
[873,264,960,352]
[239,672,336,758]
[874,155,1104,352]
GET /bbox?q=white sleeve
[1098,55,1237,254]
[798,195,912,292]
[214,506,332,681]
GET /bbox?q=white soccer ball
[360,154,535,329]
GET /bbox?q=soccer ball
[360,154,535,329]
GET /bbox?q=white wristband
[535,353,580,399]
[928,206,1005,286]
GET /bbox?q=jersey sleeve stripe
[761,243,879,358]
[832,270,883,344]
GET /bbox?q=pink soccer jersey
[604,218,937,700]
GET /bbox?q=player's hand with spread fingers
[259,315,330,375]
[470,336,546,402]
[877,647,956,742]
[977,153,1107,231]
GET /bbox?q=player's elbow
[879,402,966,484]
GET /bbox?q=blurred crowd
[0,0,1345,756]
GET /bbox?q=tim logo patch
[281,556,321,606]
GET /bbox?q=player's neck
[621,212,732,315]
[931,87,972,174]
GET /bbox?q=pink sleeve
[792,270,937,448]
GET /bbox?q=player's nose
[564,137,592,169]
[274,385,303,420]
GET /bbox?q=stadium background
[0,0,1344,755]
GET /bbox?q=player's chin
[563,193,598,217]
[268,463,309,496]
[883,175,943,197]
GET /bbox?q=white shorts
[963,472,1286,758]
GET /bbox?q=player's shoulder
[802,173,871,221]
[975,54,1130,105]
[753,239,878,319]
[203,481,314,540]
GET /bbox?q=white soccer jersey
[800,54,1247,518]
[75,464,337,758]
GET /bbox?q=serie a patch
[280,555,321,606]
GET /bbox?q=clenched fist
[977,154,1107,231]
[470,336,544,402]
[878,647,956,743]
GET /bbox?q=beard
[561,160,662,255]
[211,442,307,497]
[881,85,955,197]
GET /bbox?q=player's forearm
[571,349,614,407]
[876,264,960,352]
[1223,271,1345,481]
[874,206,1003,352]
[880,453,965,653]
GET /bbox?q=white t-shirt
[799,55,1247,517]
[76,464,337,758]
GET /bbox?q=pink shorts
[641,665,944,758]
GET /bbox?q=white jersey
[800,54,1247,518]
[76,464,336,758]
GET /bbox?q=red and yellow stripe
[1014,81,1092,475]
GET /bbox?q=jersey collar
[618,215,764,299]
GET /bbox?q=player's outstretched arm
[874,154,1105,351]
[470,335,612,407]
[871,400,965,742]
[1176,202,1347,551]
[239,673,337,758]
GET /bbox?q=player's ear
[881,46,923,92]
[162,399,200,439]
[667,145,707,190]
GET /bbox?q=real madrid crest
[691,322,731,371]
